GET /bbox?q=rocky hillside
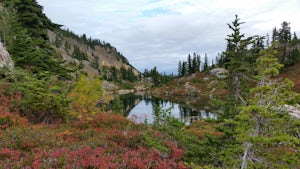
[0,0,140,82]
[151,71,228,110]
[48,29,140,79]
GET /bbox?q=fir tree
[292,32,298,42]
[224,15,254,114]
[178,61,182,77]
[187,54,192,74]
[272,27,279,44]
[203,54,208,71]
[279,21,291,42]
[2,0,68,77]
[181,61,187,76]
[196,54,201,72]
[236,47,299,168]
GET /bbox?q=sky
[37,0,300,74]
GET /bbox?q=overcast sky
[37,0,300,74]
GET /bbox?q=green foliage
[271,22,300,66]
[60,28,132,66]
[230,47,300,168]
[4,70,71,124]
[178,53,202,77]
[90,53,100,71]
[151,105,223,166]
[102,66,139,83]
[203,54,209,71]
[0,0,69,78]
[68,75,104,119]
[72,46,88,60]
[144,67,176,87]
[54,33,63,48]
[222,15,255,118]
[120,67,138,82]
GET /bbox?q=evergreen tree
[248,36,265,72]
[203,54,208,71]
[181,61,187,76]
[178,61,182,77]
[224,15,254,114]
[8,71,71,123]
[192,54,198,73]
[196,54,201,72]
[187,54,192,74]
[272,27,279,43]
[72,46,88,60]
[2,0,68,77]
[235,47,299,168]
[217,53,226,67]
[7,0,59,40]
[279,21,291,42]
[292,32,298,42]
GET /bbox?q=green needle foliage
[223,15,254,116]
[236,47,300,168]
[1,0,69,78]
[5,70,71,124]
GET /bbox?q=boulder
[209,68,228,78]
[285,105,300,119]
[0,42,14,69]
[118,89,134,95]
[102,80,119,91]
[184,82,200,96]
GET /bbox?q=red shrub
[0,82,27,129]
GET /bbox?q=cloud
[37,0,300,74]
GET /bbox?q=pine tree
[272,27,279,44]
[8,71,71,123]
[203,54,208,71]
[181,61,187,76]
[178,61,182,77]
[2,0,68,77]
[196,54,201,72]
[279,21,291,42]
[192,54,198,73]
[292,32,298,42]
[187,54,192,74]
[235,47,299,168]
[224,15,254,115]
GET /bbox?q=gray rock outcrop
[285,105,300,119]
[101,80,119,91]
[210,68,228,78]
[0,42,14,69]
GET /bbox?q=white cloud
[37,0,300,73]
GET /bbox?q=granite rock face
[0,42,14,69]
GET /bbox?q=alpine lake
[107,93,217,125]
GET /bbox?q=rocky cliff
[48,30,140,78]
[0,42,14,69]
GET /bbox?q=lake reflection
[109,94,216,124]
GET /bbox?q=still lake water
[109,94,216,124]
[127,100,216,124]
